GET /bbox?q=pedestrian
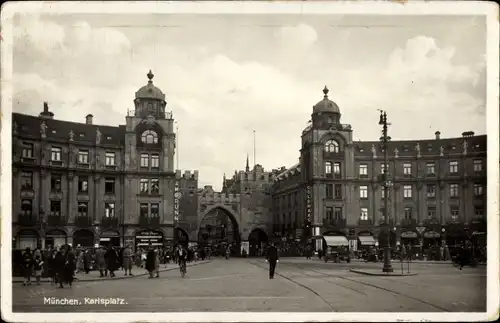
[83,249,92,274]
[266,242,279,279]
[122,245,134,276]
[33,255,43,285]
[56,244,76,288]
[22,247,33,286]
[105,246,119,278]
[76,248,84,273]
[95,246,107,277]
[145,244,156,278]
[47,249,58,284]
[154,247,160,278]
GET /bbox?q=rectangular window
[78,150,89,164]
[326,207,333,222]
[381,163,388,173]
[449,184,459,197]
[105,152,116,166]
[403,163,412,175]
[427,207,436,219]
[450,207,459,221]
[360,207,368,220]
[474,183,483,196]
[151,154,160,168]
[325,162,332,175]
[426,184,436,198]
[449,161,459,173]
[334,184,342,199]
[51,174,62,191]
[22,142,34,158]
[50,200,61,216]
[139,203,149,217]
[334,207,343,220]
[104,202,115,218]
[404,207,412,219]
[150,203,159,217]
[473,159,483,172]
[380,189,385,199]
[140,153,149,168]
[21,199,33,216]
[333,162,341,175]
[78,202,88,217]
[140,178,149,193]
[104,177,115,194]
[359,186,368,199]
[150,179,160,194]
[21,171,33,190]
[359,164,368,176]
[426,162,435,175]
[78,176,88,193]
[325,184,333,198]
[403,185,412,198]
[51,147,62,161]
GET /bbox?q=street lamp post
[379,110,394,273]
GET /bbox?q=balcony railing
[139,215,161,228]
[18,214,38,226]
[323,218,347,228]
[357,219,373,226]
[101,217,119,228]
[401,218,417,227]
[74,216,92,228]
[47,215,67,226]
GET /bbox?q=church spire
[246,154,250,172]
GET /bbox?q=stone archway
[45,229,67,249]
[197,206,240,256]
[73,229,94,248]
[248,228,268,257]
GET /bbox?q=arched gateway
[248,228,268,257]
[197,206,240,256]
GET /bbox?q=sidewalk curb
[12,261,212,284]
[349,269,418,277]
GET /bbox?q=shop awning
[358,235,376,246]
[323,235,348,247]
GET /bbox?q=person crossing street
[266,242,279,279]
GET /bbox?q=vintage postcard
[1,1,498,322]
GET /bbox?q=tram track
[246,260,338,312]
[300,265,450,312]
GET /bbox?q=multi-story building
[12,70,184,249]
[272,86,487,251]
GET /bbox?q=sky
[11,13,487,190]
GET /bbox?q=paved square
[11,258,486,312]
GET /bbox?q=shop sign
[174,181,182,222]
[135,230,164,247]
[423,231,440,239]
[306,185,313,223]
[400,231,418,239]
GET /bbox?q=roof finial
[323,86,329,98]
[246,154,250,172]
[147,70,154,83]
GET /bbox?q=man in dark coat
[145,245,157,278]
[22,247,33,285]
[266,242,279,279]
[105,246,119,278]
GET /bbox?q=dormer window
[325,140,339,153]
[141,130,158,144]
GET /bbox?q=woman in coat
[122,245,133,276]
[95,246,107,277]
[105,246,119,278]
[145,245,156,278]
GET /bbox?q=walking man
[266,242,279,279]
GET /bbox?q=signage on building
[135,230,164,247]
[400,231,418,239]
[174,181,181,222]
[306,185,313,223]
[423,231,440,239]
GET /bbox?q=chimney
[435,131,441,140]
[462,131,475,138]
[86,114,93,125]
[39,102,54,119]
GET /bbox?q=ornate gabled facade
[12,71,180,249]
[272,86,487,251]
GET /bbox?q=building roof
[353,134,486,158]
[275,163,301,180]
[135,70,166,101]
[312,86,340,114]
[13,113,125,146]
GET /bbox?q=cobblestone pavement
[11,258,486,313]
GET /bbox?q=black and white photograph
[1,1,498,322]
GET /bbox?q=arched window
[141,130,159,144]
[325,140,339,153]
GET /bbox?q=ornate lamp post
[379,110,394,273]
